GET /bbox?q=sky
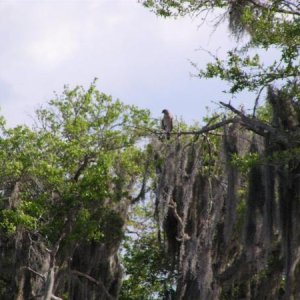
[0,0,249,128]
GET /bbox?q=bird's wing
[169,116,173,132]
[161,117,166,130]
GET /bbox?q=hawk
[161,109,173,140]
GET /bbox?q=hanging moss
[153,88,300,299]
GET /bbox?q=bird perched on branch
[161,109,173,140]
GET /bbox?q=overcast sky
[0,0,248,127]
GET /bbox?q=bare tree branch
[156,117,239,137]
[253,85,267,117]
[71,270,115,300]
[219,101,290,146]
[22,266,46,281]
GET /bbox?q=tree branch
[253,85,267,117]
[22,266,46,281]
[71,270,115,300]
[169,198,190,242]
[248,0,300,16]
[128,118,238,139]
[220,102,272,135]
[72,154,95,182]
[164,117,239,136]
[220,101,290,145]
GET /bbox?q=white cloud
[26,28,78,68]
[0,0,241,127]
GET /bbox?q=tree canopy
[1,0,300,299]
[0,81,155,299]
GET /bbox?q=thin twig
[252,85,267,117]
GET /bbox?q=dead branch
[22,266,46,281]
[169,198,190,242]
[191,117,239,135]
[142,117,238,138]
[166,117,239,136]
[219,101,289,145]
[71,270,115,300]
[125,117,238,140]
[44,268,55,300]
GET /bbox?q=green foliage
[142,0,226,17]
[120,200,176,300]
[120,232,175,300]
[231,152,260,173]
[231,146,300,173]
[256,103,272,123]
[199,47,299,96]
[0,80,153,249]
[235,189,247,232]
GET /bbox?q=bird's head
[162,109,169,114]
